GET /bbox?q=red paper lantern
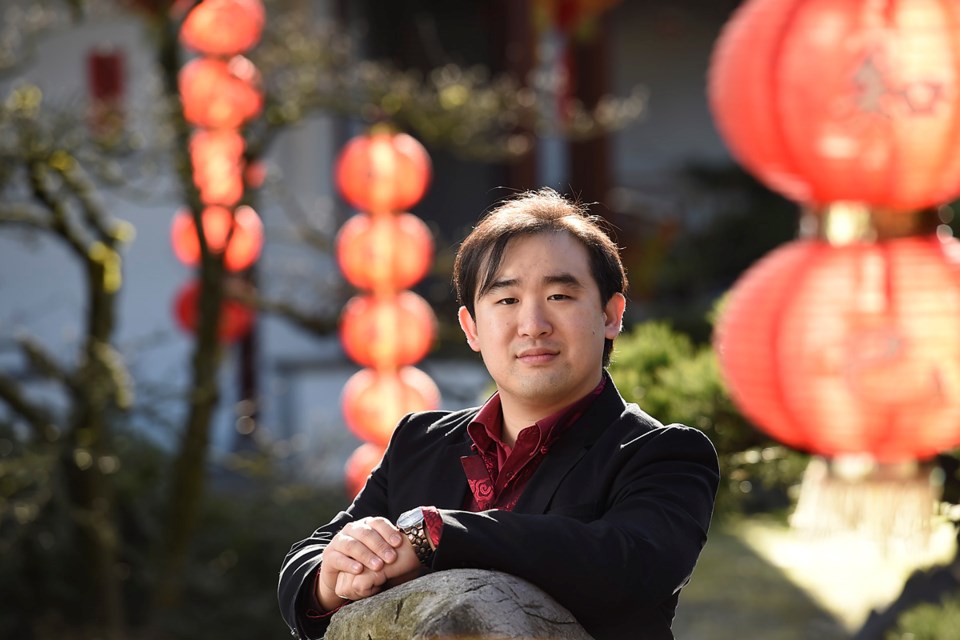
[341,366,441,446]
[339,292,436,368]
[190,129,245,207]
[708,0,960,211]
[180,0,266,57]
[179,56,263,129]
[335,131,432,214]
[336,213,434,291]
[344,443,386,498]
[244,160,266,189]
[715,233,960,462]
[171,205,263,272]
[173,279,255,343]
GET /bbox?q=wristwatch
[397,507,434,566]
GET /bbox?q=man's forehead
[484,231,589,271]
[476,232,596,297]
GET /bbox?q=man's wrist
[315,566,348,612]
[397,507,437,565]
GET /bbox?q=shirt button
[540,446,549,454]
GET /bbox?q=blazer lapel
[514,377,626,514]
[427,434,474,510]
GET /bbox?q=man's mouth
[516,348,559,363]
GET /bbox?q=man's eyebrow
[483,277,519,295]
[544,273,584,288]
[482,273,583,297]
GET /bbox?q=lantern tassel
[790,456,941,553]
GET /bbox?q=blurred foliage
[249,0,646,162]
[886,592,960,640]
[0,415,345,639]
[153,460,344,640]
[644,163,799,342]
[0,421,156,637]
[253,10,646,162]
[608,320,808,519]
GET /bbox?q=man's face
[458,231,625,418]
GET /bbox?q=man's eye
[548,294,570,301]
[496,298,518,305]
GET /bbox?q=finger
[366,517,405,548]
[334,534,392,571]
[356,581,383,599]
[382,541,421,581]
[335,572,352,600]
[320,548,364,575]
[342,522,399,566]
[350,569,387,598]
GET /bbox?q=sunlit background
[1,1,958,639]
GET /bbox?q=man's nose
[517,301,551,337]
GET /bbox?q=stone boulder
[325,568,593,639]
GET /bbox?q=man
[278,188,719,640]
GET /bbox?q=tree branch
[238,289,338,336]
[0,204,53,230]
[27,160,89,259]
[17,334,75,388]
[0,371,60,442]
[55,159,132,246]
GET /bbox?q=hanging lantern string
[790,456,942,553]
[170,0,266,344]
[708,0,960,550]
[799,203,942,245]
[335,129,440,497]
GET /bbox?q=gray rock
[325,568,593,639]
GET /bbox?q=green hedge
[608,320,808,518]
[886,593,960,640]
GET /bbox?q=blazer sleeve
[276,414,404,639]
[429,424,719,632]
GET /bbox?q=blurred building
[0,0,750,486]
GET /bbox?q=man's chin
[508,376,571,402]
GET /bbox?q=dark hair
[453,188,628,367]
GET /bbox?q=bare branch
[27,160,89,259]
[251,12,646,162]
[0,204,52,230]
[55,158,133,246]
[232,288,338,336]
[271,190,335,253]
[0,371,60,442]
[17,334,76,392]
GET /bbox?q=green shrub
[0,420,346,640]
[155,466,344,640]
[886,593,960,640]
[608,320,808,518]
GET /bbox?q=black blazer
[278,379,720,640]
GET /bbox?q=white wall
[0,1,734,485]
[611,2,733,180]
[0,4,496,489]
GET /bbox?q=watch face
[397,508,423,529]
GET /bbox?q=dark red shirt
[460,376,606,512]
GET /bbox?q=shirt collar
[467,375,607,453]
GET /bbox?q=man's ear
[458,306,481,353]
[603,293,627,340]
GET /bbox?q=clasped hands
[316,516,424,611]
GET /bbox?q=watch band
[398,507,435,566]
[405,522,434,566]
